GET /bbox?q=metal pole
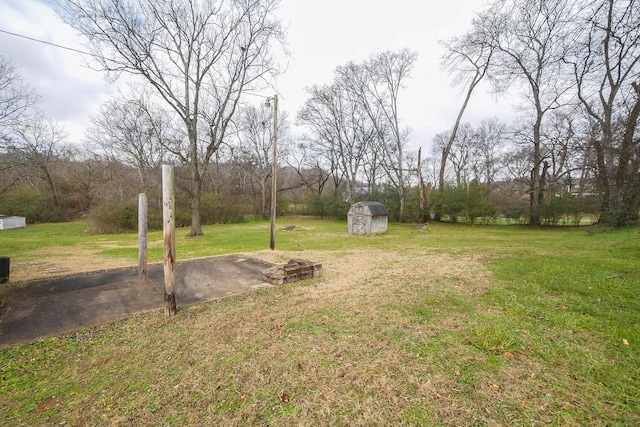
[270,95,278,251]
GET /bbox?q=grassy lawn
[1,219,639,425]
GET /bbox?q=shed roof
[352,201,388,216]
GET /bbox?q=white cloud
[0,0,517,149]
[273,0,516,152]
[0,0,121,142]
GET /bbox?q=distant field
[1,219,639,425]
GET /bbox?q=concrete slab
[0,255,274,348]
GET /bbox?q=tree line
[1,0,638,231]
[437,0,639,226]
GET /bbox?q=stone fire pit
[261,259,322,285]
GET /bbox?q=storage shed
[0,215,26,230]
[347,202,388,235]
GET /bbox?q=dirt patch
[35,396,57,413]
[280,225,310,231]
[9,247,133,283]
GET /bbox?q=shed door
[352,205,367,234]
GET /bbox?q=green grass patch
[1,220,640,425]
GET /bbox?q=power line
[0,27,279,101]
[0,28,98,58]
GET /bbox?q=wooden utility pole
[162,165,177,316]
[138,193,148,278]
[269,95,278,251]
[418,148,425,223]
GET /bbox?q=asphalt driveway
[0,255,274,348]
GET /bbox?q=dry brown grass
[10,246,133,282]
[3,225,638,426]
[81,250,512,424]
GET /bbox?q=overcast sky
[0,0,515,154]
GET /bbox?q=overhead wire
[0,27,279,100]
[0,28,99,58]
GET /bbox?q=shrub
[432,183,495,224]
[87,192,248,234]
[87,201,162,233]
[200,193,244,224]
[0,186,67,223]
[540,195,580,225]
[307,193,348,219]
[87,201,137,233]
[503,205,525,222]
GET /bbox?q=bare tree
[0,55,41,193]
[298,81,375,203]
[232,103,288,217]
[0,152,22,195]
[366,50,416,220]
[473,117,508,186]
[295,49,417,216]
[233,104,273,216]
[64,151,109,213]
[438,27,493,219]
[340,49,418,219]
[539,110,585,197]
[476,0,577,225]
[57,0,285,236]
[0,55,39,139]
[568,0,640,225]
[5,119,69,207]
[421,155,440,189]
[433,119,509,187]
[432,123,475,187]
[502,145,534,184]
[86,94,171,190]
[284,140,332,196]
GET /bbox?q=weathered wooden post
[162,165,177,316]
[268,94,278,251]
[138,193,148,278]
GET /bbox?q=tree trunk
[529,111,543,226]
[436,62,486,222]
[610,82,640,225]
[41,164,60,207]
[189,129,203,236]
[190,176,202,236]
[397,184,406,222]
[437,103,468,221]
